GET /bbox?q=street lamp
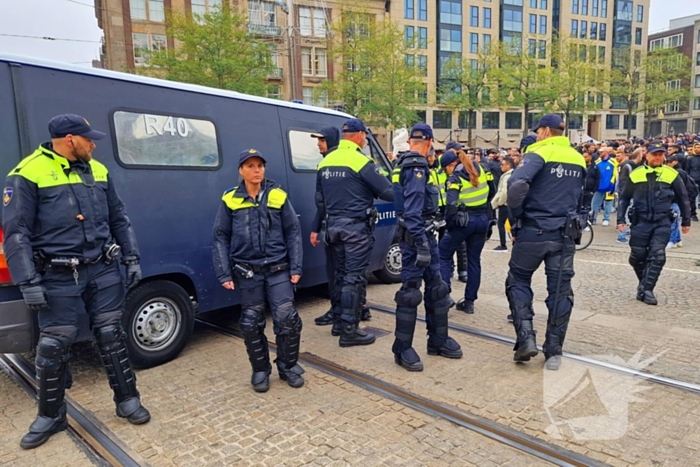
[507,91,515,103]
[657,110,664,120]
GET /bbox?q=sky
[0,0,698,66]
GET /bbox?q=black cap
[342,118,367,133]
[440,150,458,168]
[519,135,537,151]
[647,141,666,154]
[446,141,462,151]
[48,114,106,140]
[239,148,267,167]
[530,114,565,132]
[410,123,434,140]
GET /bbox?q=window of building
[582,0,588,15]
[482,111,499,129]
[539,15,547,34]
[483,34,492,50]
[598,46,606,61]
[418,0,427,20]
[267,85,282,100]
[669,34,683,47]
[192,0,221,15]
[571,19,578,37]
[470,6,479,26]
[503,9,523,32]
[528,38,537,57]
[693,97,700,110]
[131,0,165,22]
[541,0,547,9]
[581,20,587,38]
[418,27,428,48]
[601,0,607,17]
[592,0,598,16]
[405,54,415,68]
[666,101,679,113]
[132,33,166,66]
[503,0,523,5]
[405,0,414,19]
[696,52,700,66]
[484,8,491,28]
[469,33,479,53]
[440,29,462,52]
[530,0,537,8]
[572,0,579,14]
[623,115,636,130]
[505,112,522,129]
[695,119,700,133]
[300,7,327,37]
[698,30,700,43]
[636,5,643,22]
[302,87,328,107]
[418,55,428,76]
[649,38,663,50]
[113,111,220,168]
[248,1,277,28]
[405,26,415,47]
[538,39,546,58]
[634,27,642,45]
[605,114,619,129]
[529,14,537,34]
[590,22,597,39]
[503,32,523,51]
[616,0,632,20]
[458,112,476,129]
[696,74,700,88]
[599,22,606,40]
[433,111,453,129]
[440,0,462,25]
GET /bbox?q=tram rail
[0,353,146,467]
[197,317,604,467]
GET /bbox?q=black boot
[331,312,343,336]
[360,305,372,321]
[427,337,463,358]
[456,242,468,283]
[93,325,150,425]
[543,333,563,371]
[275,311,304,388]
[425,294,462,359]
[513,320,538,362]
[251,368,271,392]
[276,361,305,388]
[641,290,657,305]
[456,299,474,314]
[314,309,334,326]
[638,250,664,306]
[394,347,423,371]
[20,335,71,450]
[339,322,376,347]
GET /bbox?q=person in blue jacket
[391,123,462,372]
[213,149,304,392]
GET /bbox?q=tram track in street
[196,317,604,467]
[366,302,700,397]
[0,353,146,467]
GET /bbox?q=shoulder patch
[518,158,530,168]
[415,168,424,179]
[3,187,12,207]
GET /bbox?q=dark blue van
[0,54,399,367]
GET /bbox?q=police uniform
[505,115,585,370]
[438,162,494,314]
[3,114,149,450]
[617,142,691,305]
[392,124,462,372]
[212,149,304,391]
[314,119,393,347]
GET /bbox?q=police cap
[342,118,367,133]
[410,123,434,140]
[440,150,458,168]
[48,114,106,140]
[446,141,462,151]
[647,141,666,154]
[530,114,565,132]
[239,148,267,167]
[519,134,537,151]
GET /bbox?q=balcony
[247,23,282,36]
[267,68,284,80]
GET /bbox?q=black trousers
[628,220,671,291]
[497,206,508,247]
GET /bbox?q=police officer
[213,149,304,392]
[3,114,149,449]
[315,118,393,347]
[505,115,585,371]
[445,142,470,283]
[438,149,495,314]
[617,142,691,305]
[392,123,462,372]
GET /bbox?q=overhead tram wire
[0,33,102,44]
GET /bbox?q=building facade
[648,14,700,136]
[96,0,649,147]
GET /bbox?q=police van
[0,53,399,368]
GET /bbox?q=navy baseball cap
[239,148,267,166]
[647,141,666,154]
[342,118,367,133]
[440,150,458,168]
[446,141,462,151]
[410,123,433,140]
[530,114,565,132]
[48,114,106,140]
[519,135,537,151]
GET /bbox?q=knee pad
[395,287,422,308]
[240,304,265,333]
[36,335,71,369]
[340,284,360,310]
[425,278,449,302]
[93,324,125,351]
[649,249,666,264]
[276,302,302,331]
[629,247,646,264]
[280,310,302,335]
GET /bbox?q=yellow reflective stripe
[222,186,288,211]
[9,147,109,187]
[392,168,401,184]
[629,165,678,184]
[457,166,489,206]
[529,137,586,169]
[267,187,287,209]
[317,140,370,173]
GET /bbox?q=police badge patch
[3,187,13,206]
[414,168,424,179]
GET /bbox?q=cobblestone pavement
[0,370,96,466]
[38,327,545,467]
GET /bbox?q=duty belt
[235,261,289,275]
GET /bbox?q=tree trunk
[627,105,633,140]
[522,104,530,137]
[468,109,474,147]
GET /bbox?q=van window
[366,137,392,179]
[112,111,220,168]
[288,130,323,171]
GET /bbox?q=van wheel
[123,281,195,369]
[374,240,402,284]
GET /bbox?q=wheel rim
[131,298,182,352]
[385,244,402,275]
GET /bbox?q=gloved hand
[415,243,431,268]
[123,259,142,290]
[20,283,50,312]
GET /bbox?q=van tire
[374,240,402,284]
[123,281,195,369]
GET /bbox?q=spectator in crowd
[491,156,514,252]
[591,147,618,226]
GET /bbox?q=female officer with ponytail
[438,149,495,314]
